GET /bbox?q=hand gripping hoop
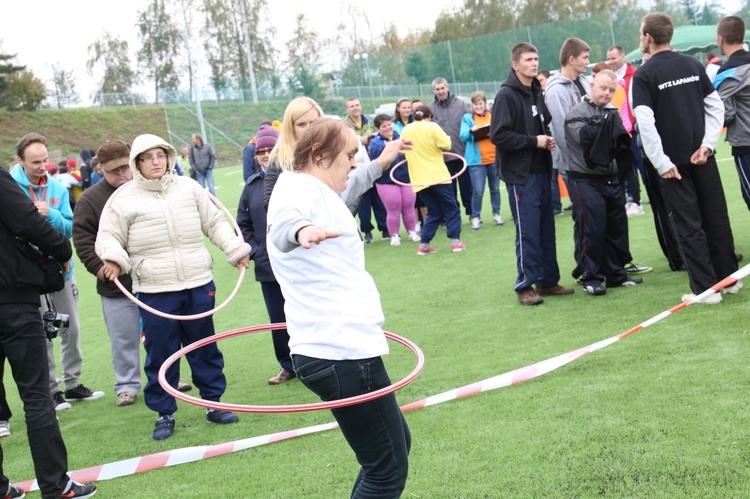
[158,323,425,413]
[111,191,246,321]
[389,151,467,188]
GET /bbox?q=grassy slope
[2,140,749,498]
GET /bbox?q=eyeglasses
[256,149,272,156]
[139,154,167,163]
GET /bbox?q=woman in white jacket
[96,134,250,441]
[267,119,411,498]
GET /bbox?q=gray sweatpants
[42,275,82,394]
[101,296,142,395]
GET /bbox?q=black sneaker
[153,415,175,440]
[206,409,239,425]
[3,484,25,499]
[582,281,606,296]
[364,232,373,244]
[65,384,105,402]
[60,480,96,498]
[53,392,71,412]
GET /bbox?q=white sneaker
[414,222,421,234]
[493,214,505,226]
[681,293,722,304]
[407,231,420,242]
[471,217,481,230]
[0,420,10,438]
[723,281,743,294]
[390,235,401,247]
[626,203,645,217]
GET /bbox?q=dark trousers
[623,164,641,206]
[418,183,462,244]
[551,168,562,211]
[293,354,410,498]
[641,156,684,271]
[260,281,292,372]
[0,304,69,498]
[446,159,473,216]
[733,153,750,211]
[140,282,227,416]
[357,187,387,235]
[569,178,628,285]
[659,156,738,294]
[507,172,561,291]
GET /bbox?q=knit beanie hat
[255,124,279,151]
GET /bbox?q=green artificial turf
[2,140,749,498]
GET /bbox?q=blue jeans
[292,355,410,498]
[468,164,500,218]
[196,169,216,196]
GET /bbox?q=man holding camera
[0,165,97,498]
[11,133,104,411]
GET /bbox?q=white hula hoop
[101,182,246,321]
[389,151,467,188]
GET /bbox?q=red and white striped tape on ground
[16,264,750,492]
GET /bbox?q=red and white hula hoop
[389,151,467,187]
[102,185,246,321]
[158,323,425,413]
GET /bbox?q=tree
[286,14,325,99]
[0,52,25,107]
[405,51,430,83]
[49,65,79,109]
[136,0,182,103]
[5,71,46,111]
[201,0,277,99]
[87,32,138,105]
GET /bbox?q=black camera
[43,310,70,340]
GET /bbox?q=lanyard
[28,183,47,204]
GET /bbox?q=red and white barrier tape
[16,265,749,492]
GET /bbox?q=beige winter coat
[95,134,250,293]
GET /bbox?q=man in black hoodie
[0,167,97,498]
[491,43,575,306]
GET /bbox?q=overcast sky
[1,0,740,106]
[1,0,461,105]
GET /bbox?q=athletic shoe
[414,222,421,234]
[153,415,175,440]
[59,480,96,498]
[2,484,24,498]
[624,263,653,274]
[626,203,645,217]
[736,252,744,263]
[451,241,467,252]
[65,384,105,402]
[0,420,10,438]
[364,232,373,244]
[608,277,643,287]
[177,379,192,392]
[53,392,71,412]
[417,246,437,256]
[723,281,743,295]
[390,235,401,247]
[536,285,574,296]
[493,214,505,226]
[407,231,420,242]
[381,231,390,240]
[681,293,722,304]
[471,217,481,230]
[517,288,543,306]
[553,209,564,216]
[582,281,607,296]
[115,392,136,407]
[206,409,239,425]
